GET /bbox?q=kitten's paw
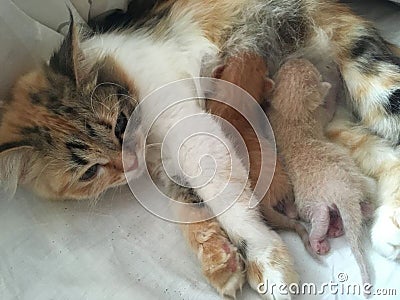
[310,238,330,255]
[195,226,246,298]
[371,205,400,261]
[248,246,299,300]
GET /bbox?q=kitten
[327,107,400,261]
[267,59,375,285]
[208,53,314,256]
[2,0,400,297]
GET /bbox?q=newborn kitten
[208,53,314,256]
[267,59,375,285]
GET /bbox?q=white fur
[327,106,400,261]
[82,15,297,298]
[372,205,400,260]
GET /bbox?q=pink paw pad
[310,238,330,255]
[222,243,238,273]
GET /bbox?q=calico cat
[327,107,400,261]
[2,0,400,298]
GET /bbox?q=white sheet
[0,1,399,299]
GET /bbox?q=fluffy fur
[208,53,314,256]
[1,0,400,298]
[327,107,400,261]
[267,59,375,285]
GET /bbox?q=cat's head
[271,59,331,118]
[0,18,145,200]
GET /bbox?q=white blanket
[0,1,399,299]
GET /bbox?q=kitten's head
[0,18,144,200]
[271,59,331,118]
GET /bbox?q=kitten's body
[1,0,400,298]
[267,59,375,285]
[207,53,314,255]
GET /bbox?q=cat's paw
[310,238,330,255]
[195,226,246,298]
[247,246,299,300]
[371,205,400,261]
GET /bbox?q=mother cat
[1,1,400,299]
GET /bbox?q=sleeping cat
[2,0,400,298]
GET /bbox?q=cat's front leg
[144,92,298,299]
[180,212,246,297]
[326,108,400,261]
[371,205,400,261]
[371,170,400,261]
[146,146,246,297]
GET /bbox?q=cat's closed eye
[80,164,100,181]
[115,112,128,144]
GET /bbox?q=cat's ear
[49,10,94,88]
[0,146,33,200]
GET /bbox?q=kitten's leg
[283,197,299,220]
[310,2,400,143]
[309,206,331,255]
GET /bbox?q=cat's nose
[123,151,138,172]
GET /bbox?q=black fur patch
[88,0,160,33]
[237,239,248,260]
[48,93,59,103]
[98,121,113,130]
[350,32,400,73]
[29,93,43,105]
[66,140,89,151]
[0,140,31,153]
[387,89,400,114]
[187,188,204,206]
[85,123,98,138]
[135,4,172,31]
[20,126,53,146]
[350,35,382,59]
[171,175,205,206]
[71,152,88,166]
[45,93,64,115]
[49,10,78,81]
[59,106,76,115]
